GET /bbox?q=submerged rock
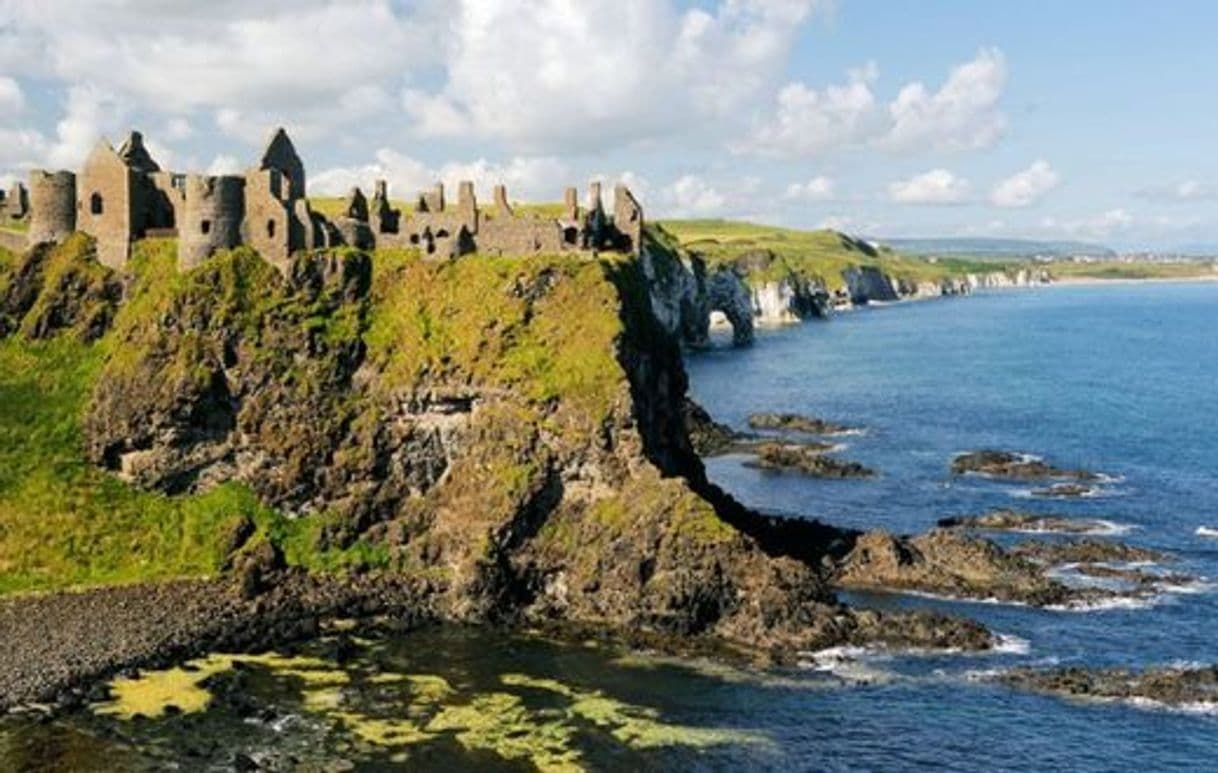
[1011,538,1168,566]
[1000,665,1218,709]
[747,412,856,436]
[1031,482,1098,498]
[951,450,1098,481]
[743,442,873,478]
[937,509,1119,535]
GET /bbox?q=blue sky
[1,0,1216,249]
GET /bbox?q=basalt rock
[1000,665,1218,708]
[951,450,1098,481]
[1032,483,1098,498]
[747,412,856,436]
[833,529,1078,606]
[937,509,1117,535]
[1011,538,1168,566]
[744,442,873,478]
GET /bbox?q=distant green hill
[658,219,1016,291]
[879,236,1115,259]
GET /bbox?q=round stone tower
[27,170,77,246]
[180,174,245,270]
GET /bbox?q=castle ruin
[17,128,644,271]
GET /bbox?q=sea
[4,281,1217,771]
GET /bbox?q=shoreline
[1044,273,1218,286]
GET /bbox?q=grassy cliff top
[1044,260,1218,281]
[659,219,1020,290]
[0,231,690,595]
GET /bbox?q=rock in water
[951,449,1097,481]
[747,412,856,435]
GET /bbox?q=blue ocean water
[683,281,1218,770]
[5,282,1217,771]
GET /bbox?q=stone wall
[243,169,294,269]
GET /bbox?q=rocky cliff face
[0,231,991,660]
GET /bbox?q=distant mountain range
[876,237,1116,259]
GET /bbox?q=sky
[1,0,1217,249]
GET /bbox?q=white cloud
[990,160,1060,208]
[882,48,1007,152]
[785,176,836,202]
[660,175,728,216]
[888,169,971,205]
[0,77,25,113]
[0,1,446,145]
[737,48,1008,157]
[47,85,129,169]
[1040,208,1134,240]
[403,0,827,151]
[207,154,242,176]
[732,64,878,156]
[1135,179,1218,201]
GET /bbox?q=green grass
[0,239,397,594]
[0,336,284,593]
[1045,260,1218,281]
[1,219,29,234]
[658,219,1021,290]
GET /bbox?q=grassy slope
[659,219,1020,290]
[0,229,713,595]
[1045,260,1218,281]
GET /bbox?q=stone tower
[27,170,77,245]
[180,175,245,269]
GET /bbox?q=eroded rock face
[59,241,993,662]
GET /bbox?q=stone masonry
[21,127,645,271]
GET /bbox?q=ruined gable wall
[78,146,134,269]
[259,132,306,201]
[243,169,292,268]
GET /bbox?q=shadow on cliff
[601,258,860,570]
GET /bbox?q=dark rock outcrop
[938,509,1119,535]
[744,442,873,478]
[747,412,856,435]
[1000,665,1218,708]
[951,450,1098,481]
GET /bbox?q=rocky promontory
[0,230,999,710]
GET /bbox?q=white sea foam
[1124,696,1218,716]
[798,645,894,683]
[1047,595,1161,612]
[1196,526,1218,538]
[985,519,1135,536]
[992,634,1031,655]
